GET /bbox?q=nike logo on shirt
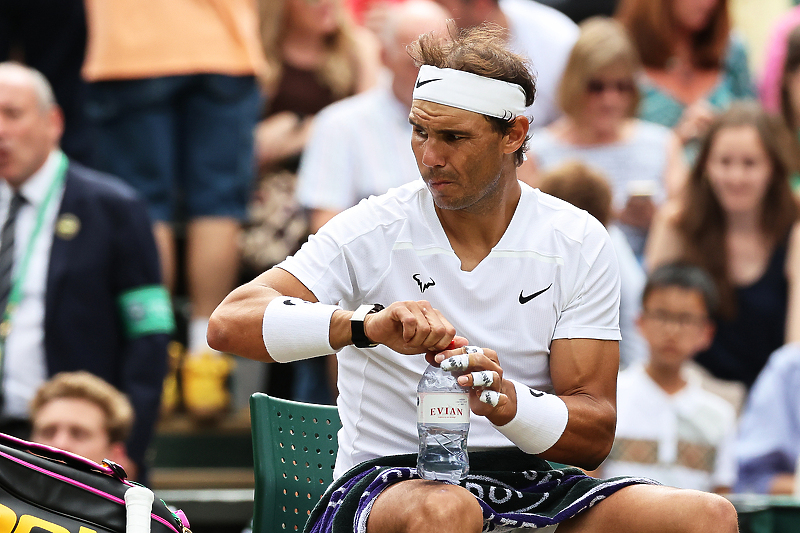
[519,284,552,304]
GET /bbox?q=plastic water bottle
[416,363,470,483]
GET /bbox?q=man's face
[31,398,114,464]
[0,74,61,188]
[409,100,509,211]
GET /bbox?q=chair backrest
[249,393,341,533]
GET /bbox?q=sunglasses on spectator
[586,79,635,94]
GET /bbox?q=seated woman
[646,101,800,389]
[525,16,685,258]
[616,0,754,161]
[245,0,380,404]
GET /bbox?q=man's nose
[421,139,446,168]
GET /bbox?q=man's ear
[503,116,529,155]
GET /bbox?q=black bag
[0,432,189,533]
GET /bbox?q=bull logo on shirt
[413,274,435,293]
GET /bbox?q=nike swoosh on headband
[415,78,441,88]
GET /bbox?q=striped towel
[305,448,658,533]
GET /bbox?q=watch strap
[351,303,384,348]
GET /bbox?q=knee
[406,483,483,532]
[692,493,739,532]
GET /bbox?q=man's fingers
[479,390,501,407]
[469,370,495,388]
[440,353,470,371]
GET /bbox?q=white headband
[412,65,527,119]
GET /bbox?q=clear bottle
[416,363,470,483]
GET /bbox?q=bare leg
[153,221,176,293]
[367,479,483,533]
[557,484,739,533]
[186,216,241,319]
[182,217,240,420]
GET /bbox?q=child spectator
[595,263,737,493]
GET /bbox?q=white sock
[187,317,221,356]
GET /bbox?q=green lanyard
[0,152,68,343]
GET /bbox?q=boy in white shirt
[595,263,738,493]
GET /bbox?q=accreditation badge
[55,213,80,240]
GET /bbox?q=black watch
[350,303,384,348]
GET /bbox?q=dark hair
[408,22,536,166]
[643,263,719,319]
[616,0,730,70]
[677,101,798,317]
[537,160,613,226]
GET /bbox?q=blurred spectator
[82,0,266,421]
[537,161,648,370]
[296,0,450,234]
[735,342,800,495]
[434,0,579,128]
[525,16,686,258]
[31,371,134,475]
[242,0,380,404]
[758,5,800,115]
[0,62,172,480]
[778,25,800,191]
[242,0,380,273]
[616,0,754,160]
[646,102,800,389]
[594,263,737,494]
[0,0,94,166]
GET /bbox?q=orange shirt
[82,0,267,81]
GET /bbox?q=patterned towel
[305,448,658,533]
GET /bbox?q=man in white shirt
[209,25,737,533]
[296,0,451,234]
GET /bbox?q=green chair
[249,393,341,533]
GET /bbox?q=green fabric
[117,285,175,338]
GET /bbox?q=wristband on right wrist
[492,379,569,455]
[262,297,342,363]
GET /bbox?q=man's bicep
[259,267,319,302]
[549,338,618,404]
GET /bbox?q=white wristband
[262,297,342,363]
[493,379,568,455]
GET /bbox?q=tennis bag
[0,432,189,533]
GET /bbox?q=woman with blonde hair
[255,0,380,171]
[647,102,800,388]
[526,16,685,258]
[616,0,754,158]
[244,0,380,403]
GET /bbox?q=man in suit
[0,62,173,481]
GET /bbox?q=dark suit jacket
[43,161,170,474]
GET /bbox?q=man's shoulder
[525,185,604,238]
[315,86,390,125]
[66,161,142,204]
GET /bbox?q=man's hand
[363,300,456,354]
[427,343,518,426]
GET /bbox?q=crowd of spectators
[1,0,800,498]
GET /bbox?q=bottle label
[417,392,470,423]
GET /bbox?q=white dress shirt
[0,150,65,418]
